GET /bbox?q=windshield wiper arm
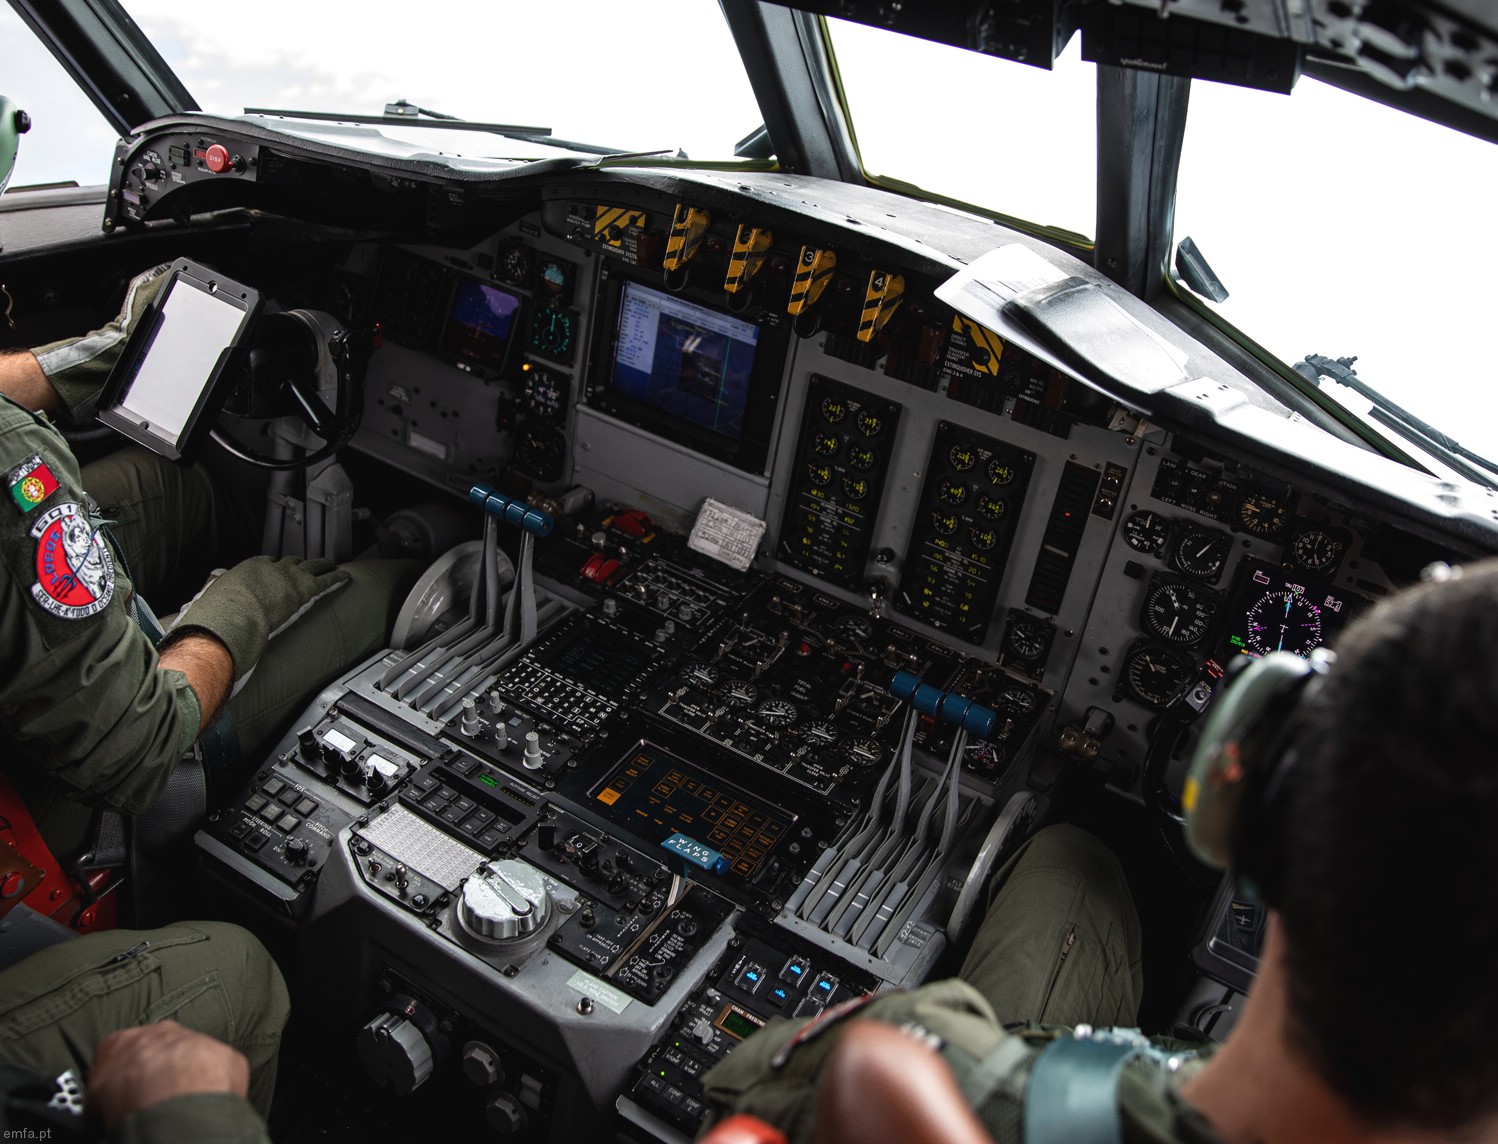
[241,105,638,157]
[1298,353,1498,489]
[243,105,552,138]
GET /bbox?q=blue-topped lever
[468,483,555,538]
[888,669,1000,739]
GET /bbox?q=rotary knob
[357,996,447,1094]
[459,859,550,942]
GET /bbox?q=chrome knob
[458,859,550,942]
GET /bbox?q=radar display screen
[441,278,523,370]
[608,280,759,442]
[1219,557,1370,662]
[593,743,795,882]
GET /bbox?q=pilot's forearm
[159,632,235,734]
[0,348,62,412]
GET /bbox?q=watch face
[500,244,534,286]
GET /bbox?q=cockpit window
[826,18,1097,243]
[119,0,764,161]
[1173,75,1498,466]
[0,5,118,189]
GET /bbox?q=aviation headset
[1181,647,1334,896]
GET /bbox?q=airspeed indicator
[1141,578,1217,646]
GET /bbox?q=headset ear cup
[1183,652,1320,872]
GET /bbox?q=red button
[204,144,232,173]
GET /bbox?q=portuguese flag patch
[9,454,59,513]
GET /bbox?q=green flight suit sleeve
[0,395,200,814]
[113,1092,271,1144]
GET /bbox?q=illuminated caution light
[663,204,711,271]
[787,246,836,315]
[952,315,1005,376]
[857,270,904,343]
[594,205,648,247]
[724,224,772,293]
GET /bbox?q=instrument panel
[166,164,1433,1144]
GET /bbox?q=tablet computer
[97,259,261,462]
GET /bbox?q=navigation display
[1219,557,1370,661]
[608,280,759,442]
[441,278,523,370]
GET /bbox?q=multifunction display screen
[1219,557,1369,661]
[441,278,523,370]
[608,280,760,443]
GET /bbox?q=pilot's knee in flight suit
[958,823,1144,1030]
[0,920,289,1117]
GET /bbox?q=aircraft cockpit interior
[3,0,1498,1138]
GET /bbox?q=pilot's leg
[81,444,256,608]
[957,823,1143,1028]
[0,920,289,1116]
[228,556,422,760]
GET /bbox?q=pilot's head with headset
[1179,558,1498,1134]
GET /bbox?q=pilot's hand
[84,1019,249,1132]
[812,1021,992,1144]
[169,554,351,681]
[32,262,172,419]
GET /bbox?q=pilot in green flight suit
[0,104,411,1140]
[701,565,1498,1144]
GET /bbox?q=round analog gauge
[846,445,876,472]
[1123,511,1170,555]
[975,495,1007,521]
[499,244,533,286]
[756,698,799,727]
[841,737,884,767]
[536,258,573,303]
[999,685,1037,715]
[1174,528,1232,581]
[1237,492,1289,538]
[528,308,575,357]
[987,459,1018,487]
[515,422,565,480]
[931,512,958,536]
[1004,617,1050,662]
[1142,579,1217,646]
[1246,591,1325,657]
[1291,527,1344,574]
[949,444,977,471]
[1121,644,1197,708]
[842,476,870,500]
[680,661,720,688]
[964,741,1007,773]
[938,479,969,506]
[970,527,998,551]
[714,679,759,708]
[802,720,840,748]
[806,463,832,487]
[820,397,848,424]
[811,431,840,457]
[831,615,873,643]
[856,410,885,438]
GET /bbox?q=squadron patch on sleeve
[29,502,115,619]
[8,453,60,514]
